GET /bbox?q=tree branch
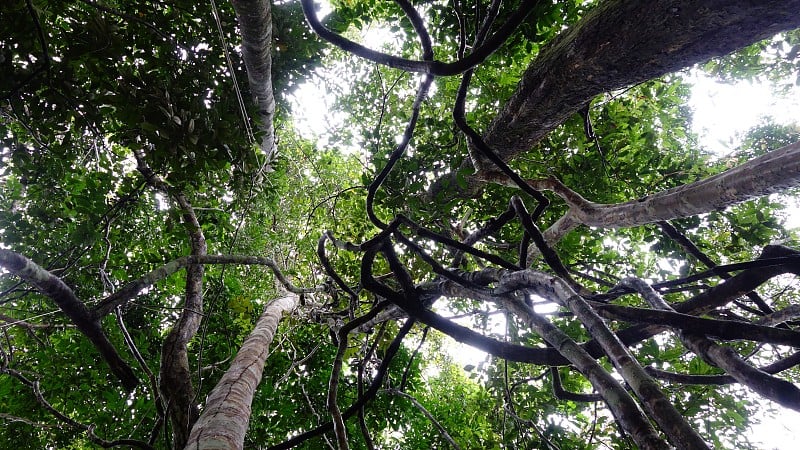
[384,388,462,450]
[134,148,206,448]
[0,249,138,390]
[93,254,321,318]
[430,0,800,198]
[621,277,800,412]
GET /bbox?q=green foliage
[1,0,799,449]
[703,29,800,90]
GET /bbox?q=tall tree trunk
[429,0,800,199]
[231,0,276,162]
[184,294,299,450]
[135,151,208,450]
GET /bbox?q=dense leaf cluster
[1,0,800,449]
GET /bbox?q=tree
[2,0,800,449]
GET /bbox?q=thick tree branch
[590,302,800,347]
[497,271,709,449]
[622,278,800,411]
[365,246,669,449]
[0,249,138,390]
[430,0,800,198]
[511,142,800,262]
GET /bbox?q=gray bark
[185,294,298,450]
[522,141,800,261]
[231,0,276,162]
[429,0,800,199]
[0,249,138,390]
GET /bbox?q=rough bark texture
[185,294,298,450]
[231,0,276,161]
[160,212,206,450]
[135,150,209,450]
[430,0,800,198]
[568,141,800,228]
[0,249,138,390]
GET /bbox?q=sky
[289,10,800,447]
[687,74,800,449]
[687,72,800,156]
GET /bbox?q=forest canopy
[2,0,800,449]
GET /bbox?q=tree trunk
[184,294,299,450]
[134,152,209,450]
[430,0,800,199]
[231,0,276,162]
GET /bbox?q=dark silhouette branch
[267,319,416,450]
[1,367,152,449]
[300,0,539,76]
[622,277,800,412]
[658,221,772,313]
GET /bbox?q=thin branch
[1,368,153,449]
[266,319,416,450]
[621,277,800,411]
[658,221,772,313]
[384,388,462,450]
[93,254,321,318]
[549,367,601,402]
[645,351,800,385]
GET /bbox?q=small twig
[2,368,153,449]
[549,367,601,402]
[385,388,463,449]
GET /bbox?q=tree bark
[135,150,208,449]
[502,140,798,251]
[231,0,276,162]
[550,141,800,228]
[185,294,298,450]
[0,249,138,390]
[430,0,800,199]
[159,212,206,450]
[514,141,800,260]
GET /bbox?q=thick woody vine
[304,1,800,449]
[3,0,800,449]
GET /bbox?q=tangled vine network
[295,1,800,450]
